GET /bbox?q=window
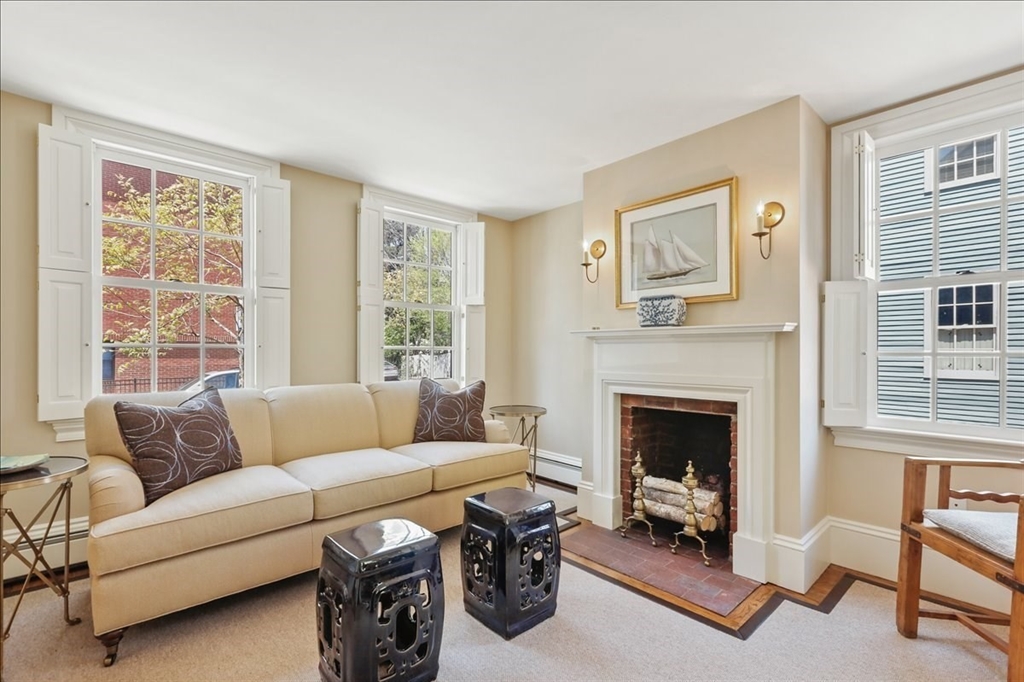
[357,188,485,386]
[938,134,998,187]
[826,73,1024,454]
[382,214,456,381]
[99,152,251,393]
[38,109,291,439]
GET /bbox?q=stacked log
[642,475,726,532]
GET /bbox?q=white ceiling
[2,2,1022,220]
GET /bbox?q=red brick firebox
[619,394,738,554]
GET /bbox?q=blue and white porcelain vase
[637,294,687,327]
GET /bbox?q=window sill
[830,426,1023,460]
[48,418,85,443]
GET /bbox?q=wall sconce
[752,201,785,259]
[582,239,607,283]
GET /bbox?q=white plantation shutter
[357,199,385,384]
[855,131,878,281]
[255,178,291,389]
[462,306,485,385]
[257,288,290,389]
[38,124,92,272]
[460,221,485,305]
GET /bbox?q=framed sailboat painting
[615,177,738,308]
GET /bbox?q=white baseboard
[829,516,1010,613]
[770,516,831,593]
[534,448,581,487]
[3,515,89,580]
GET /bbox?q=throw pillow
[413,378,487,443]
[114,387,243,505]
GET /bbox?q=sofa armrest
[484,419,512,444]
[88,455,145,526]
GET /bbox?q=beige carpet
[2,527,1008,682]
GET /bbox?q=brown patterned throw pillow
[413,378,487,443]
[114,387,243,505]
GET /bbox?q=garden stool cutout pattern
[461,487,560,639]
[317,519,444,682]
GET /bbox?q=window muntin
[871,121,1023,434]
[99,152,251,393]
[382,214,457,381]
[938,134,997,186]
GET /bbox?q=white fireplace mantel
[571,322,797,585]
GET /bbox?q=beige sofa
[84,379,528,665]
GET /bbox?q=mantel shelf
[570,323,798,339]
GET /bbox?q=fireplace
[572,323,796,585]
[619,395,737,554]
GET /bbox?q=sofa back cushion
[265,383,381,464]
[368,379,459,449]
[85,388,274,467]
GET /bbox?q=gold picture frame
[615,177,738,309]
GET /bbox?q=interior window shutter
[822,280,869,427]
[854,131,878,281]
[255,178,291,388]
[256,288,290,389]
[460,222,485,305]
[256,178,291,289]
[38,269,92,421]
[462,306,486,386]
[357,199,384,384]
[38,123,92,272]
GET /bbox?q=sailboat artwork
[642,226,709,280]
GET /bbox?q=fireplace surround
[572,323,796,584]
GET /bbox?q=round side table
[488,405,546,491]
[1,456,88,669]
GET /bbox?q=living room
[1,2,1021,680]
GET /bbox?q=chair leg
[97,627,127,667]
[1010,581,1022,682]
[896,531,922,638]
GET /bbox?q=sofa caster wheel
[98,627,127,667]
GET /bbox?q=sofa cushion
[86,388,274,468]
[390,441,528,491]
[114,388,243,505]
[279,448,433,520]
[88,465,313,576]
[413,378,487,443]
[368,379,460,449]
[265,384,381,464]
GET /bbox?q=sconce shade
[589,239,607,259]
[762,201,785,229]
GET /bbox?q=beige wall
[280,164,361,385]
[509,202,587,460]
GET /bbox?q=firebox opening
[620,399,738,556]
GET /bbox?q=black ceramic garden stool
[317,519,444,682]
[461,487,560,639]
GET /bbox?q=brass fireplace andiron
[619,451,657,546]
[669,460,711,566]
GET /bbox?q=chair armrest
[905,457,1024,470]
[484,419,512,444]
[88,455,145,526]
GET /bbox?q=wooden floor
[560,519,1008,639]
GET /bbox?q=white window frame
[39,108,290,441]
[358,186,484,386]
[94,146,255,392]
[937,131,1001,189]
[826,71,1024,459]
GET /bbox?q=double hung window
[826,74,1024,451]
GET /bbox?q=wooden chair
[896,457,1023,682]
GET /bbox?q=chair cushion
[89,465,313,576]
[279,448,433,520]
[113,387,242,505]
[413,378,486,443]
[922,509,1017,563]
[390,441,528,491]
